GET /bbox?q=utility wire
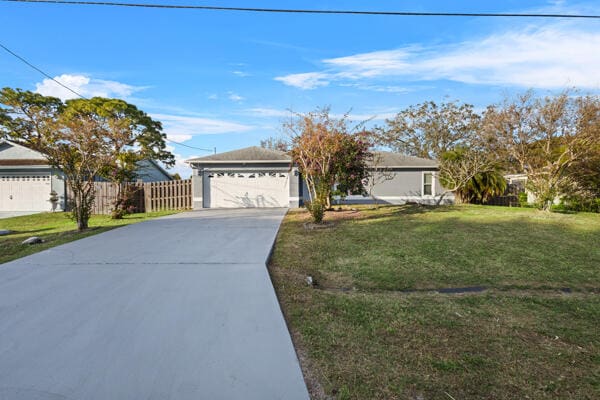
[165,138,213,152]
[0,41,87,99]
[0,40,214,152]
[2,0,600,19]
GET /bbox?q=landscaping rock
[0,229,12,236]
[305,276,314,286]
[22,236,43,245]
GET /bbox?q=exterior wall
[191,174,203,210]
[340,168,454,205]
[188,162,455,209]
[50,169,66,211]
[288,168,301,208]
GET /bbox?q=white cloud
[243,107,397,122]
[244,107,293,118]
[228,92,245,102]
[152,113,253,138]
[275,24,600,90]
[35,74,145,100]
[207,93,218,100]
[232,70,251,77]
[274,72,330,90]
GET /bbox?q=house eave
[370,165,439,169]
[186,159,291,165]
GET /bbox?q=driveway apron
[0,208,309,400]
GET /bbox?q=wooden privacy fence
[67,179,192,214]
[144,179,192,212]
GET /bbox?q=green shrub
[518,192,529,207]
[556,195,600,213]
[305,200,325,223]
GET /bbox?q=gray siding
[191,175,203,210]
[341,168,454,205]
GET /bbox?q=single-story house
[186,146,452,209]
[0,139,172,213]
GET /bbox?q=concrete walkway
[0,209,309,400]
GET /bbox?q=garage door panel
[0,175,52,212]
[207,172,289,208]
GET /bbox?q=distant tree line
[268,90,600,222]
[377,91,600,212]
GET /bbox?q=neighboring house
[186,146,452,209]
[0,139,172,213]
[504,173,561,205]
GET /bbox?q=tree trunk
[69,181,95,231]
[436,191,452,206]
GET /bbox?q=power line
[165,138,213,152]
[0,41,215,152]
[0,41,87,99]
[2,0,600,19]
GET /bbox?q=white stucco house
[186,146,452,209]
[0,139,172,213]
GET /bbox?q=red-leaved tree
[285,107,371,222]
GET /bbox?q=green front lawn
[0,211,177,264]
[270,205,600,399]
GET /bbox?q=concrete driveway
[0,209,309,400]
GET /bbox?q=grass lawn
[269,205,600,399]
[0,211,177,264]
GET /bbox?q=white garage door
[0,175,52,212]
[207,171,289,208]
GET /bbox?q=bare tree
[482,91,599,210]
[260,136,289,152]
[378,100,481,159]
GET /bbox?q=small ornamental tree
[285,107,371,222]
[0,88,174,229]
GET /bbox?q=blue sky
[1,0,599,177]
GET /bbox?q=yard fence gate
[67,179,192,214]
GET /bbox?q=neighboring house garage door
[206,171,289,208]
[0,175,52,211]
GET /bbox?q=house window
[423,173,433,196]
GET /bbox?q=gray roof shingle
[185,147,436,168]
[186,146,291,163]
[371,151,438,167]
